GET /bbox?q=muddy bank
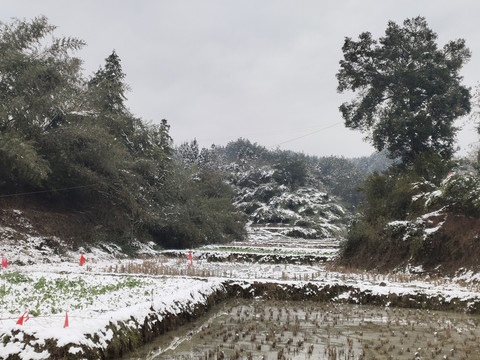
[163,250,331,265]
[3,280,480,359]
[1,286,230,360]
[129,299,480,360]
[227,281,480,313]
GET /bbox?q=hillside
[1,17,392,253]
[176,139,391,243]
[1,137,384,254]
[227,162,346,239]
[339,169,480,274]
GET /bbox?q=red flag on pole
[1,257,6,268]
[64,312,69,328]
[80,254,86,265]
[188,252,193,267]
[16,311,29,325]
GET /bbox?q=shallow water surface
[123,299,480,360]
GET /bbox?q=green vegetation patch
[0,272,149,315]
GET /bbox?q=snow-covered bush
[224,157,347,238]
[440,173,480,216]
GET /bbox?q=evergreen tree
[337,17,471,166]
[198,144,221,170]
[86,50,136,150]
[273,151,307,189]
[224,138,269,165]
[177,139,200,166]
[88,50,128,114]
[0,16,85,136]
[0,16,84,189]
[0,16,245,250]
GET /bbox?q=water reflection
[123,299,480,360]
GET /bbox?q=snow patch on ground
[1,213,480,359]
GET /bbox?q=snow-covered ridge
[227,163,348,239]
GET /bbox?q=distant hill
[1,131,389,252]
[226,162,346,239]
[176,138,390,240]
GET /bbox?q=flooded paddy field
[124,299,480,360]
[3,224,480,359]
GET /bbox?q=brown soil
[424,214,480,273]
[0,196,105,248]
[337,213,480,275]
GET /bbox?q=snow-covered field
[1,224,480,359]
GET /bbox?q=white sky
[2,0,479,158]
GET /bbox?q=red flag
[64,312,69,328]
[80,254,86,265]
[16,311,29,325]
[188,252,193,267]
[1,257,6,268]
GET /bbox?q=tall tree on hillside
[336,17,471,166]
[87,50,135,146]
[472,84,480,168]
[0,16,85,136]
[273,151,307,189]
[177,139,200,166]
[0,16,84,188]
[224,138,269,165]
[474,84,480,132]
[88,51,128,114]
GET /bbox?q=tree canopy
[0,16,246,250]
[337,16,471,165]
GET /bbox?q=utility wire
[1,124,343,198]
[273,122,342,147]
[0,184,97,198]
[194,122,344,147]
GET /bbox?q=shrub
[440,173,480,216]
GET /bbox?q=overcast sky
[2,0,479,158]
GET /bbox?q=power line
[0,184,97,198]
[273,122,343,147]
